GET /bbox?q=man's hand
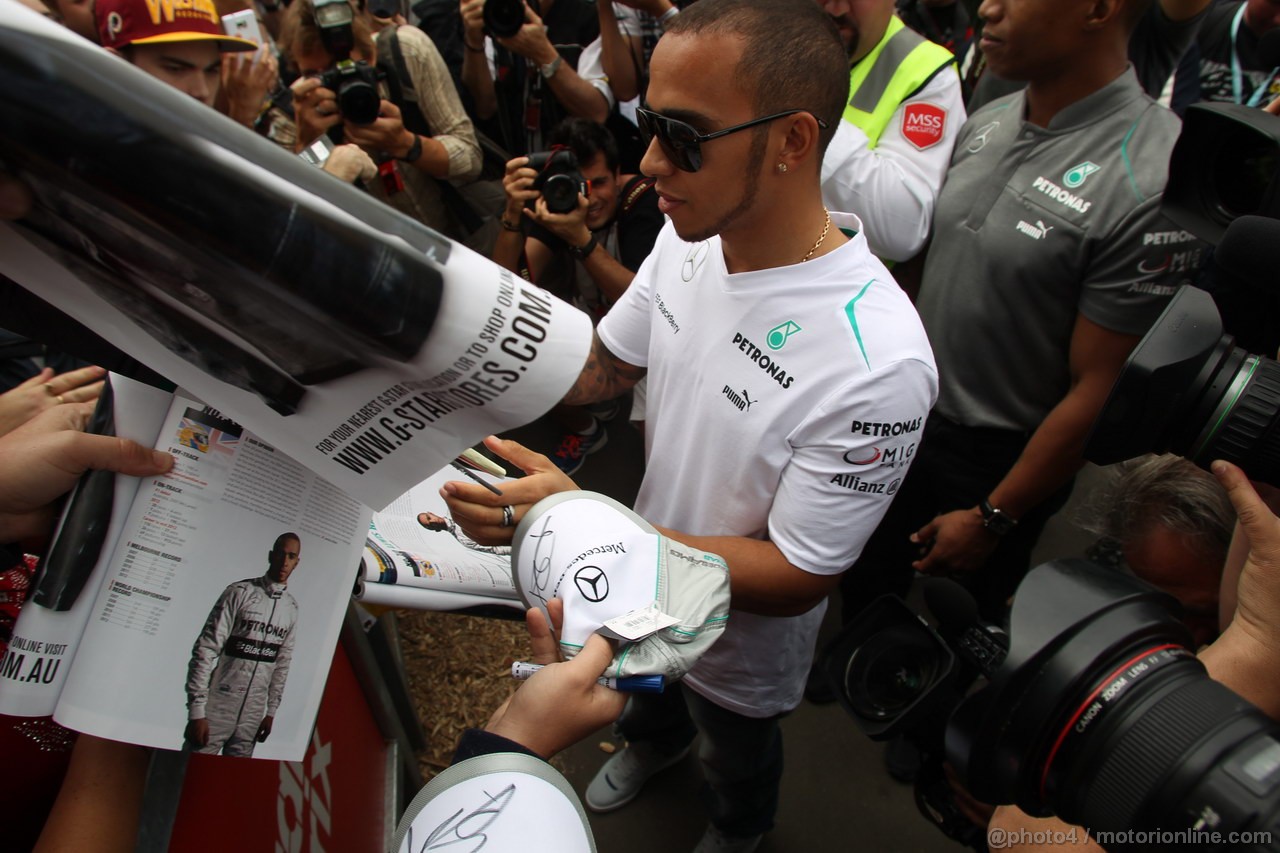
[1212,460,1280,660]
[495,3,558,65]
[256,715,275,742]
[290,76,342,148]
[485,600,627,758]
[460,0,485,44]
[502,156,540,220]
[184,718,210,748]
[0,366,106,437]
[910,507,998,574]
[221,48,278,129]
[439,435,578,545]
[0,404,174,542]
[527,193,591,249]
[342,100,415,159]
[322,144,378,183]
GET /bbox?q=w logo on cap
[1063,161,1101,189]
[142,0,220,25]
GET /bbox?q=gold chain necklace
[800,209,832,263]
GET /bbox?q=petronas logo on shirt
[766,320,802,351]
[1063,161,1101,189]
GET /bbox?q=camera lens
[541,174,582,214]
[844,624,942,722]
[950,561,1280,849]
[1087,286,1280,487]
[1182,352,1280,484]
[338,79,381,125]
[483,0,525,38]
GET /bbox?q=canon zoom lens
[948,561,1280,851]
[1086,285,1280,486]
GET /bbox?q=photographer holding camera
[980,459,1280,852]
[457,0,612,155]
[492,117,660,473]
[282,0,484,240]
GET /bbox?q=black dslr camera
[319,60,384,126]
[484,0,537,39]
[827,566,1280,852]
[527,148,588,214]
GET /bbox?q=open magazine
[0,376,371,762]
[355,467,522,613]
[0,6,591,510]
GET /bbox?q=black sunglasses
[635,107,829,173]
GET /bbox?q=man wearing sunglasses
[817,0,965,263]
[440,0,938,848]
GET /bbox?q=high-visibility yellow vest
[843,16,957,149]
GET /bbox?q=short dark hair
[548,118,620,173]
[273,532,302,552]
[664,0,848,152]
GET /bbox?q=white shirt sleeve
[577,35,616,112]
[597,222,677,367]
[820,68,966,262]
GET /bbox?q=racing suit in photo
[186,574,299,757]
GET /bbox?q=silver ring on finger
[501,505,515,528]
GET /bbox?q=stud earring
[776,162,788,173]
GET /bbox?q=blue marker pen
[510,661,666,693]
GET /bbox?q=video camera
[1086,102,1280,488]
[527,148,588,215]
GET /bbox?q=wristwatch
[570,234,597,260]
[540,54,563,79]
[979,499,1018,536]
[398,134,423,163]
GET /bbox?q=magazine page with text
[0,375,173,717]
[51,391,370,761]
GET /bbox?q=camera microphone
[1216,214,1280,292]
[922,578,1006,677]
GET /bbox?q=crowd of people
[4,0,1280,849]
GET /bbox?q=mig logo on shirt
[902,103,948,150]
[1063,161,1101,189]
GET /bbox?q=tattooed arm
[560,332,647,406]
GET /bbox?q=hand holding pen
[484,599,629,759]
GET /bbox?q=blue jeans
[617,683,784,838]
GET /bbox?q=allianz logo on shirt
[1016,219,1054,240]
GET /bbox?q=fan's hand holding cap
[511,491,731,682]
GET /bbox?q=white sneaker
[691,825,763,853]
[583,741,690,813]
